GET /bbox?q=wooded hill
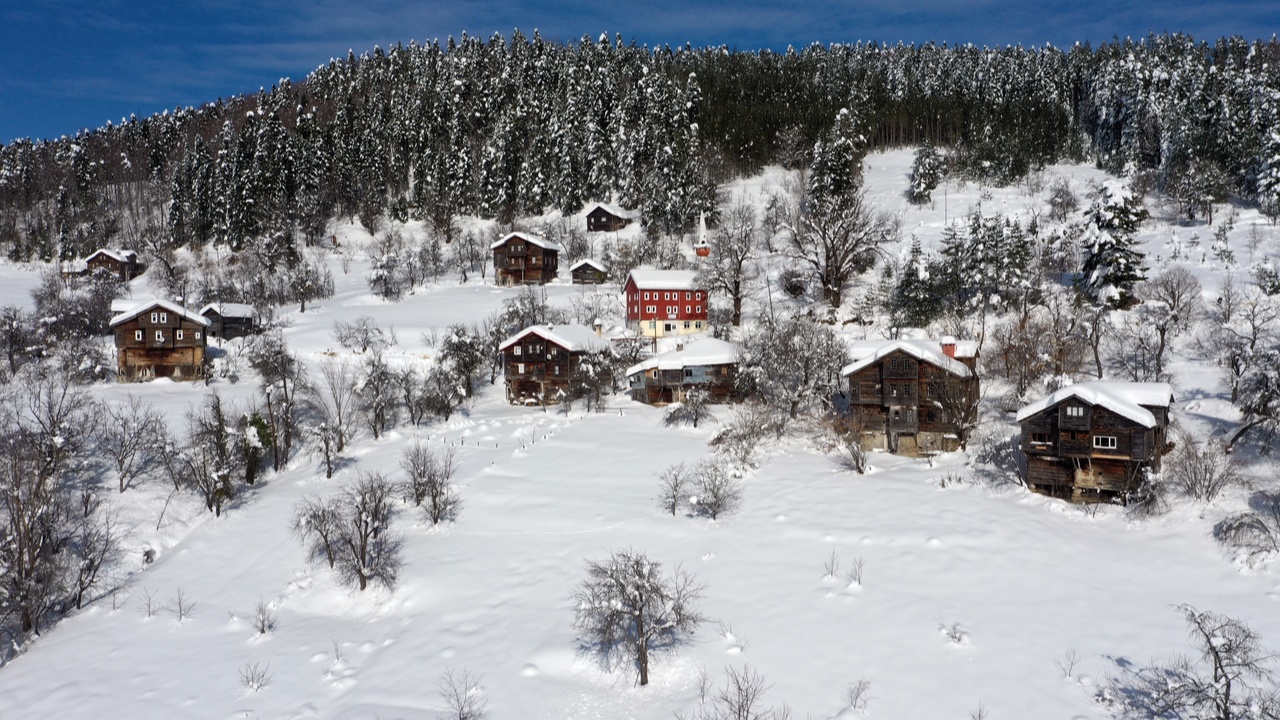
[1,32,1278,266]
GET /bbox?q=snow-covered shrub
[1214,491,1280,566]
[1165,434,1240,503]
[689,460,742,521]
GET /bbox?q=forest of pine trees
[0,32,1278,265]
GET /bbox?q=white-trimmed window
[696,305,703,314]
[176,330,184,340]
[159,312,168,324]
[134,330,143,341]
[514,346,522,356]
[194,331,201,339]
[685,292,691,300]
[644,291,650,300]
[1065,406,1084,417]
[1093,435,1118,450]
[517,363,525,374]
[696,292,703,300]
[155,331,164,342]
[646,305,657,314]
[150,312,158,323]
[553,365,560,375]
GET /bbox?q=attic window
[150,312,158,323]
[159,312,168,324]
[1065,406,1084,417]
[514,346,522,356]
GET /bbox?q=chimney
[941,335,957,359]
[593,318,604,337]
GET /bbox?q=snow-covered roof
[109,298,143,314]
[489,232,563,252]
[86,248,137,263]
[109,299,211,328]
[199,302,256,319]
[587,202,638,220]
[499,324,611,353]
[840,339,973,379]
[570,258,608,273]
[625,269,699,291]
[1015,381,1174,428]
[625,338,739,377]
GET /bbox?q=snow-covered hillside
[1,150,1278,720]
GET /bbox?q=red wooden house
[623,269,708,338]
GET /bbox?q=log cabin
[199,302,259,340]
[842,337,979,456]
[110,299,210,381]
[84,249,143,281]
[570,258,609,285]
[625,337,738,405]
[1016,381,1173,503]
[623,269,708,338]
[491,232,562,286]
[586,202,636,233]
[500,324,612,405]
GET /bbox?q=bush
[1165,434,1240,503]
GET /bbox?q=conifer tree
[1077,180,1148,309]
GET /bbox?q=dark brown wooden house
[500,324,612,404]
[85,249,143,281]
[625,338,738,405]
[586,203,636,233]
[570,258,608,285]
[842,338,980,456]
[1016,381,1173,503]
[110,299,210,381]
[200,302,259,340]
[491,232,562,286]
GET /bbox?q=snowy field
[0,149,1278,719]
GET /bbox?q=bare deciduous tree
[438,668,488,720]
[690,460,742,521]
[787,190,899,309]
[400,442,460,525]
[294,473,401,591]
[1166,433,1240,503]
[99,396,165,492]
[572,549,705,686]
[656,462,690,516]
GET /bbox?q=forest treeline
[1,31,1278,265]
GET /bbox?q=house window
[159,312,168,324]
[685,306,691,314]
[514,346,522,356]
[695,321,703,329]
[685,292,691,300]
[150,312,158,323]
[644,292,650,300]
[1030,432,1051,445]
[1065,406,1084,417]
[1093,435,1118,450]
[517,363,526,374]
[684,321,691,329]
[176,330,184,340]
[195,331,201,339]
[649,320,656,329]
[651,369,658,378]
[155,331,164,342]
[696,305,702,314]
[553,366,560,375]
[134,330,143,341]
[696,292,703,300]
[550,347,558,357]
[684,368,694,377]
[646,305,657,314]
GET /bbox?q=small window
[159,312,168,324]
[517,363,525,374]
[646,305,656,314]
[1065,406,1084,417]
[685,292,691,300]
[651,369,658,378]
[685,305,691,314]
[644,292,650,300]
[176,330,184,340]
[155,331,164,342]
[684,368,694,378]
[134,330,143,341]
[665,292,671,301]
[695,321,703,329]
[150,312,158,323]
[195,331,201,339]
[514,346,522,356]
[553,366,560,375]
[684,321,691,329]
[696,292,703,300]
[1093,435,1118,450]
[1030,432,1051,445]
[649,320,656,329]
[550,347,558,357]
[696,305,702,314]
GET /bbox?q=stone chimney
[593,318,604,337]
[941,335,957,359]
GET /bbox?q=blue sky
[1,0,1277,144]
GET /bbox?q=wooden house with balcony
[842,338,979,456]
[492,232,562,286]
[586,202,637,233]
[499,324,612,405]
[1016,381,1174,503]
[625,337,739,405]
[110,299,210,381]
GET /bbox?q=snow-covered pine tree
[1077,180,1148,309]
[908,140,942,204]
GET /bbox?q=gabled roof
[1015,381,1173,428]
[586,202,638,220]
[85,248,137,263]
[841,339,973,379]
[626,338,739,377]
[625,269,699,291]
[489,231,563,252]
[109,299,211,328]
[499,324,611,353]
[570,258,608,273]
[199,302,256,319]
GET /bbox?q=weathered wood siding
[113,311,207,381]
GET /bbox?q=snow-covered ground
[0,149,1278,719]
